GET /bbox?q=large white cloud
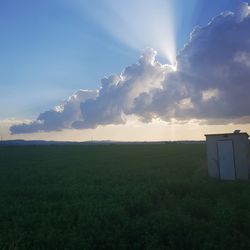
[73,49,172,129]
[10,4,250,134]
[130,4,250,124]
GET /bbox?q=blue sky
[1,0,250,140]
[0,0,137,119]
[0,0,247,119]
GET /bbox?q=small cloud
[236,2,250,21]
[0,118,32,127]
[234,52,250,67]
[177,98,194,110]
[202,89,220,102]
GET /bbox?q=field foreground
[1,144,250,249]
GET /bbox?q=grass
[1,144,250,249]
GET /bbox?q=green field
[1,144,250,249]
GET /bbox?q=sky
[1,0,250,141]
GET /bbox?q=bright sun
[170,62,178,72]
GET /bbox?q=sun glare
[84,0,177,65]
[169,61,178,71]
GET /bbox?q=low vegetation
[1,144,250,249]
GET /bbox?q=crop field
[1,144,250,249]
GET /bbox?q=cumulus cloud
[10,90,98,134]
[131,4,250,123]
[73,49,172,129]
[10,3,250,134]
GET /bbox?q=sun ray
[90,0,177,65]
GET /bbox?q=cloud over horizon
[10,4,250,134]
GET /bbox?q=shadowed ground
[0,144,250,249]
